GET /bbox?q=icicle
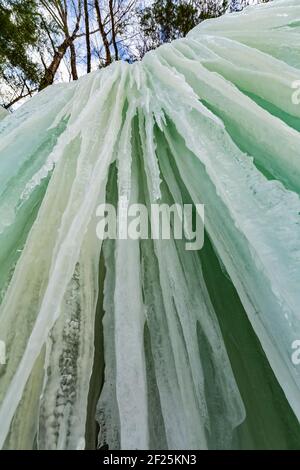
[1,0,300,451]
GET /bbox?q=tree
[0,0,270,110]
[84,0,91,73]
[138,0,228,52]
[93,0,136,67]
[38,1,83,90]
[0,1,157,106]
[94,0,112,66]
[0,0,42,107]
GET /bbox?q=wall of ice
[0,0,300,450]
[0,107,8,121]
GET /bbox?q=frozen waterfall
[0,0,300,450]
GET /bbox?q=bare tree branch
[94,0,112,66]
[70,42,78,80]
[109,0,119,61]
[84,0,92,72]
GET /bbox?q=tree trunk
[94,0,112,66]
[109,0,118,61]
[39,39,70,91]
[70,42,78,80]
[84,0,92,73]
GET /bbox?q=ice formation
[0,107,8,121]
[0,0,300,450]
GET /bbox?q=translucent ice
[0,0,300,450]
